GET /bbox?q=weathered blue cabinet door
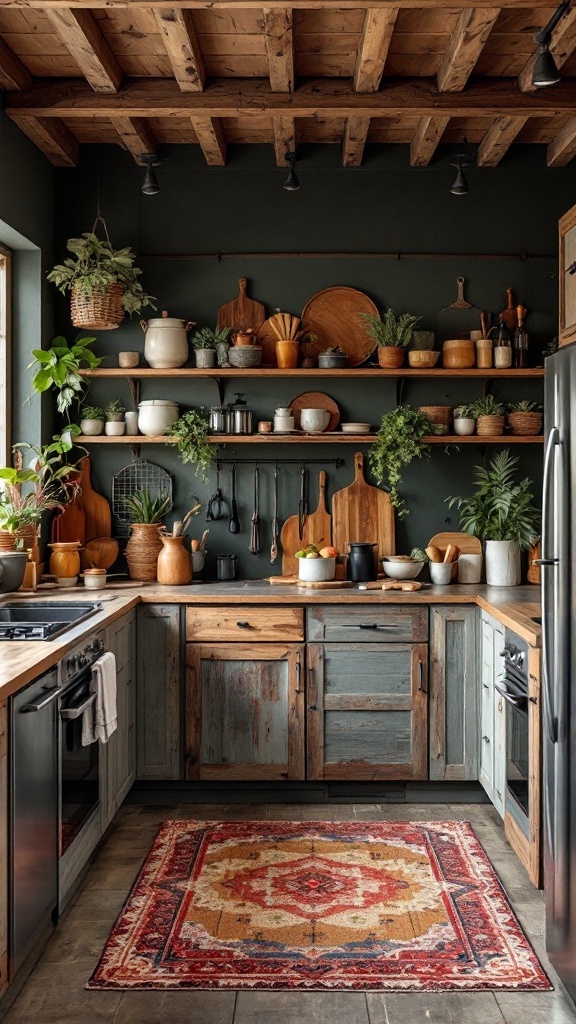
[136,604,182,780]
[429,605,479,781]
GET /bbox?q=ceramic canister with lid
[141,311,194,369]
[138,400,179,436]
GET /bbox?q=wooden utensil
[428,530,481,580]
[268,576,354,589]
[500,287,518,332]
[51,482,86,546]
[381,580,423,591]
[216,277,266,336]
[78,456,112,542]
[288,392,340,432]
[84,537,119,570]
[437,277,483,342]
[302,286,378,367]
[331,451,395,573]
[280,470,332,576]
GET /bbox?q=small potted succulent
[104,399,126,436]
[80,404,105,436]
[360,309,420,368]
[453,404,476,436]
[507,401,543,437]
[191,327,221,368]
[470,395,506,436]
[318,346,347,369]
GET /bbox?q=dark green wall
[53,143,571,578]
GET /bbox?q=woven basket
[71,282,123,331]
[476,414,505,436]
[418,405,452,426]
[507,411,543,436]
[125,523,163,582]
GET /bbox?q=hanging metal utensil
[206,461,229,521]
[249,465,260,555]
[298,466,308,542]
[229,464,240,534]
[270,464,279,564]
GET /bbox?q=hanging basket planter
[70,281,124,331]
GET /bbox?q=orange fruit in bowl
[319,546,339,558]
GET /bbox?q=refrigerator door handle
[541,425,560,746]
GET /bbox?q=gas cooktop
[0,602,100,641]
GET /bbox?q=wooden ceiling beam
[0,1,553,10]
[45,9,122,93]
[272,114,295,166]
[115,117,157,163]
[261,8,294,93]
[9,76,576,119]
[342,116,370,167]
[354,8,397,93]
[477,116,528,166]
[410,115,450,166]
[518,8,576,93]
[190,115,227,164]
[154,8,205,92]
[436,7,500,92]
[11,115,78,166]
[547,118,576,167]
[0,37,32,91]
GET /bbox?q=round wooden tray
[288,391,340,432]
[301,286,378,367]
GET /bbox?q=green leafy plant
[0,434,80,533]
[507,401,543,413]
[105,399,125,421]
[543,338,558,358]
[28,336,101,417]
[446,450,539,547]
[361,309,420,348]
[122,490,171,525]
[368,405,431,519]
[166,410,213,482]
[454,404,476,419]
[47,231,155,316]
[81,405,105,421]
[470,395,505,418]
[410,546,429,562]
[191,325,231,351]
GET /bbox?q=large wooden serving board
[51,485,85,545]
[269,576,354,589]
[217,277,266,336]
[280,470,332,576]
[302,286,378,367]
[79,456,112,543]
[331,452,395,572]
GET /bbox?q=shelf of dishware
[76,434,544,446]
[80,368,545,380]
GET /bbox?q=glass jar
[494,319,512,369]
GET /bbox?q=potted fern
[360,309,420,368]
[123,490,171,582]
[507,401,543,437]
[470,395,506,436]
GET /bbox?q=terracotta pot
[275,340,299,369]
[157,535,192,585]
[125,523,163,582]
[378,347,404,368]
[0,532,16,552]
[48,541,81,579]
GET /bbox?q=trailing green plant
[122,490,171,525]
[454,404,476,419]
[360,309,420,348]
[191,325,231,350]
[47,231,155,316]
[28,336,101,418]
[368,405,431,519]
[0,434,80,533]
[105,399,125,421]
[470,395,505,418]
[166,409,213,482]
[507,401,543,413]
[81,405,105,421]
[446,449,539,548]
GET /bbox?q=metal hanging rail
[140,250,555,262]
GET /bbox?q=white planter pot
[485,540,521,587]
[141,315,193,369]
[105,420,126,436]
[80,418,104,436]
[138,399,179,436]
[453,418,476,436]
[297,557,336,582]
[124,411,139,435]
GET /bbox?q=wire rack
[112,459,173,537]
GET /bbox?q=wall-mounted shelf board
[76,434,544,446]
[81,368,545,380]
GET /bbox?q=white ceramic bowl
[382,559,424,580]
[341,422,371,433]
[56,576,78,587]
[297,556,336,582]
[138,400,179,436]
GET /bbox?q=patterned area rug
[88,820,551,992]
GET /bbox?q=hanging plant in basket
[47,216,155,331]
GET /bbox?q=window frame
[0,244,11,468]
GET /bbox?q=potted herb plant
[360,309,420,369]
[80,404,105,436]
[0,434,80,553]
[470,395,506,436]
[453,404,476,436]
[191,327,222,369]
[368,405,431,518]
[123,490,172,582]
[28,335,101,420]
[507,401,543,437]
[47,219,155,330]
[166,410,213,481]
[447,449,539,586]
[104,400,126,436]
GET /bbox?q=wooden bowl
[408,350,440,368]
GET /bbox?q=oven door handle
[21,686,62,712]
[60,693,96,720]
[494,682,526,709]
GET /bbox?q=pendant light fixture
[531,1,571,87]
[283,152,300,191]
[450,154,471,196]
[141,153,161,195]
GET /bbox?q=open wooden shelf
[76,434,544,445]
[80,367,545,380]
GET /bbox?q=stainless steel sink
[0,602,101,640]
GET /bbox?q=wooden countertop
[0,583,541,700]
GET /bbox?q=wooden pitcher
[157,535,192,586]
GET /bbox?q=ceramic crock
[138,400,179,436]
[141,312,194,369]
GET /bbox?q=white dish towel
[81,651,117,746]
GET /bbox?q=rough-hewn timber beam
[7,76,576,119]
[11,115,78,166]
[518,8,576,93]
[548,118,576,167]
[261,8,294,92]
[115,117,157,163]
[45,9,122,92]
[410,115,450,166]
[0,1,550,10]
[342,116,370,166]
[477,116,527,166]
[0,37,32,91]
[272,114,295,166]
[191,115,227,164]
[154,8,205,91]
[354,7,398,92]
[436,7,500,92]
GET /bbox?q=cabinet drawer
[186,605,304,642]
[307,605,427,643]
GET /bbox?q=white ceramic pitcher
[141,310,195,368]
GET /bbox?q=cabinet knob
[482,735,490,743]
[308,704,317,712]
[236,621,254,629]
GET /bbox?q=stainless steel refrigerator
[543,344,576,1005]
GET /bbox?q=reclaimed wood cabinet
[185,642,305,780]
[480,610,506,817]
[429,606,479,781]
[559,203,576,347]
[0,701,8,997]
[136,604,182,780]
[104,610,136,823]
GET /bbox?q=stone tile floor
[3,802,576,1024]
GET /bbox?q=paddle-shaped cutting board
[79,456,112,542]
[51,483,86,545]
[332,452,395,572]
[280,470,332,577]
[216,277,266,336]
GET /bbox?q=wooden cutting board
[302,286,377,367]
[216,277,266,336]
[331,452,395,572]
[428,531,482,580]
[280,470,332,576]
[288,393,340,432]
[269,576,354,589]
[51,482,86,546]
[437,277,483,342]
[79,456,112,543]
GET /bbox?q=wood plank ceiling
[1,1,575,170]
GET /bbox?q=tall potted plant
[360,309,420,368]
[123,490,172,582]
[447,450,539,586]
